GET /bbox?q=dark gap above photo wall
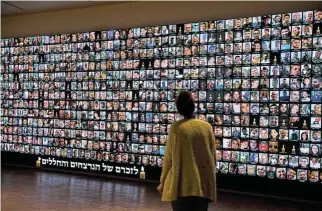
[1,1,322,38]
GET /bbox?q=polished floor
[1,167,320,211]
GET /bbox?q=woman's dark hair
[176,91,195,118]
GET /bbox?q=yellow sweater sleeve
[160,123,174,184]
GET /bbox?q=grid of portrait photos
[1,10,322,182]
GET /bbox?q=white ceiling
[1,1,129,16]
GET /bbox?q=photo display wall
[1,10,322,183]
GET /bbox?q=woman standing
[157,91,216,211]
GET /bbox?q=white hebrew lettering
[116,166,121,173]
[95,164,100,171]
[133,166,139,175]
[62,161,68,167]
[89,163,95,170]
[107,166,113,172]
[121,167,125,174]
[102,163,108,171]
[49,158,53,165]
[125,167,131,174]
[41,158,47,165]
[82,163,87,169]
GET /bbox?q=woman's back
[159,90,216,211]
[161,118,216,202]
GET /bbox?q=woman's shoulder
[192,119,212,127]
[172,119,212,129]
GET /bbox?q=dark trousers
[172,196,209,211]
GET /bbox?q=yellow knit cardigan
[160,119,217,202]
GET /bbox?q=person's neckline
[183,117,196,120]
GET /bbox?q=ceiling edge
[1,1,135,18]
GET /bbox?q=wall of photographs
[1,10,322,183]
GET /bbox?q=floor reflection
[1,167,320,211]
